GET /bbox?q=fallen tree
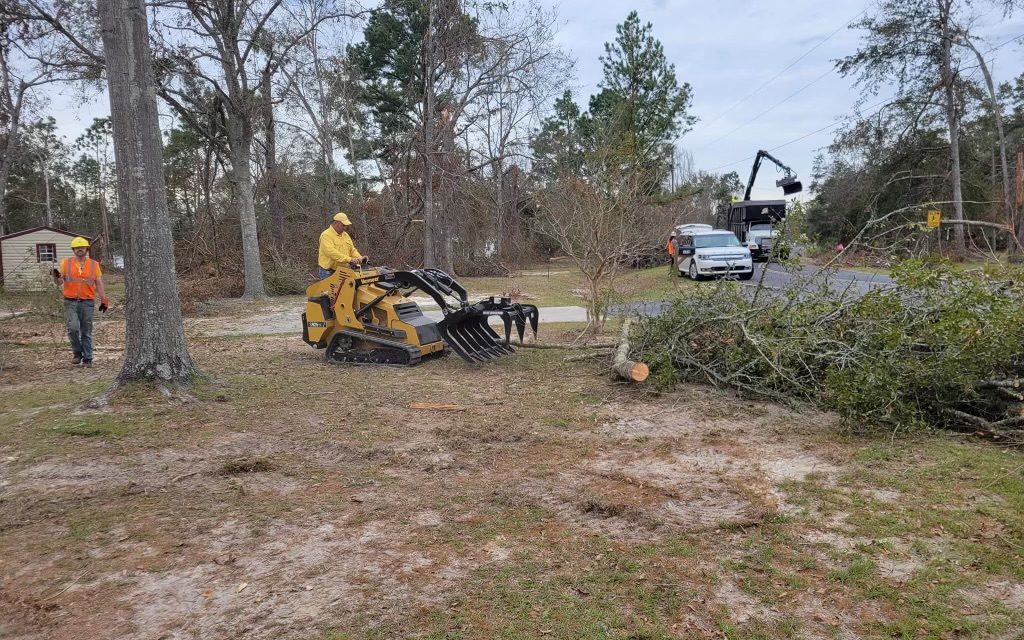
[630,259,1024,441]
[613,317,648,383]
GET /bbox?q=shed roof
[0,226,93,242]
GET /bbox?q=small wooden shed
[0,226,93,291]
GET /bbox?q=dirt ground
[1,307,1023,639]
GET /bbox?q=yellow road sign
[927,210,942,228]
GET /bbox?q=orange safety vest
[666,237,677,256]
[62,257,100,300]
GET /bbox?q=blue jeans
[64,299,95,361]
[318,267,333,280]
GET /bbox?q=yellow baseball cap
[332,212,352,225]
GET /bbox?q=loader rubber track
[325,330,423,366]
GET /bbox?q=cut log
[612,317,649,383]
[409,402,466,412]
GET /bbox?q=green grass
[776,435,1024,638]
[53,416,136,438]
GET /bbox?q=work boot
[82,359,93,368]
[72,355,82,365]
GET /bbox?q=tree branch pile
[630,259,1024,441]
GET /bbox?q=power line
[698,8,866,132]
[707,96,894,172]
[695,67,835,151]
[704,33,1024,175]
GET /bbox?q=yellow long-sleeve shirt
[318,227,363,271]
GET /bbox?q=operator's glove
[99,298,109,313]
[52,267,61,278]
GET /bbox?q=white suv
[675,226,753,281]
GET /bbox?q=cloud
[545,0,1024,197]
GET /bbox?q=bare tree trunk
[96,145,111,263]
[337,60,366,235]
[964,40,1013,244]
[98,0,195,382]
[226,115,267,299]
[1017,151,1024,247]
[0,87,24,236]
[260,66,284,250]
[939,0,965,251]
[42,159,53,226]
[421,0,438,268]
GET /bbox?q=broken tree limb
[563,349,615,363]
[516,341,617,350]
[612,317,649,383]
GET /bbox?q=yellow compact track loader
[302,265,539,365]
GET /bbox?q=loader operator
[318,212,367,279]
[51,236,109,368]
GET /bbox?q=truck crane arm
[742,149,803,201]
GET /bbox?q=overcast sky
[548,0,1024,199]
[43,0,1024,200]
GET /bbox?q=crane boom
[742,149,802,201]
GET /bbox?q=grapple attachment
[438,297,539,363]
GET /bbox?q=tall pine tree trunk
[98,0,195,382]
[421,0,438,268]
[939,0,965,251]
[226,114,267,298]
[260,66,284,250]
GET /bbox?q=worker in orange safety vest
[666,231,678,271]
[52,236,109,367]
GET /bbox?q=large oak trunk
[98,0,195,382]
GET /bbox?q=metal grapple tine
[441,321,487,362]
[457,321,495,361]
[500,313,513,345]
[511,310,527,343]
[477,318,513,354]
[524,305,539,336]
[465,317,507,357]
[452,317,496,361]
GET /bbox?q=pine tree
[591,11,695,193]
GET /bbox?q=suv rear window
[694,234,741,248]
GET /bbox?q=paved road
[613,263,894,317]
[194,264,893,337]
[750,263,893,296]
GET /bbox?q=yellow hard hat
[70,236,90,248]
[332,212,352,225]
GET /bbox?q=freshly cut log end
[615,361,649,383]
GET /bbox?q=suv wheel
[688,261,700,281]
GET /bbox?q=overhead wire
[695,66,836,151]
[697,8,867,132]
[704,31,1024,174]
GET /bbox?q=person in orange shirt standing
[52,237,109,367]
[666,231,678,272]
